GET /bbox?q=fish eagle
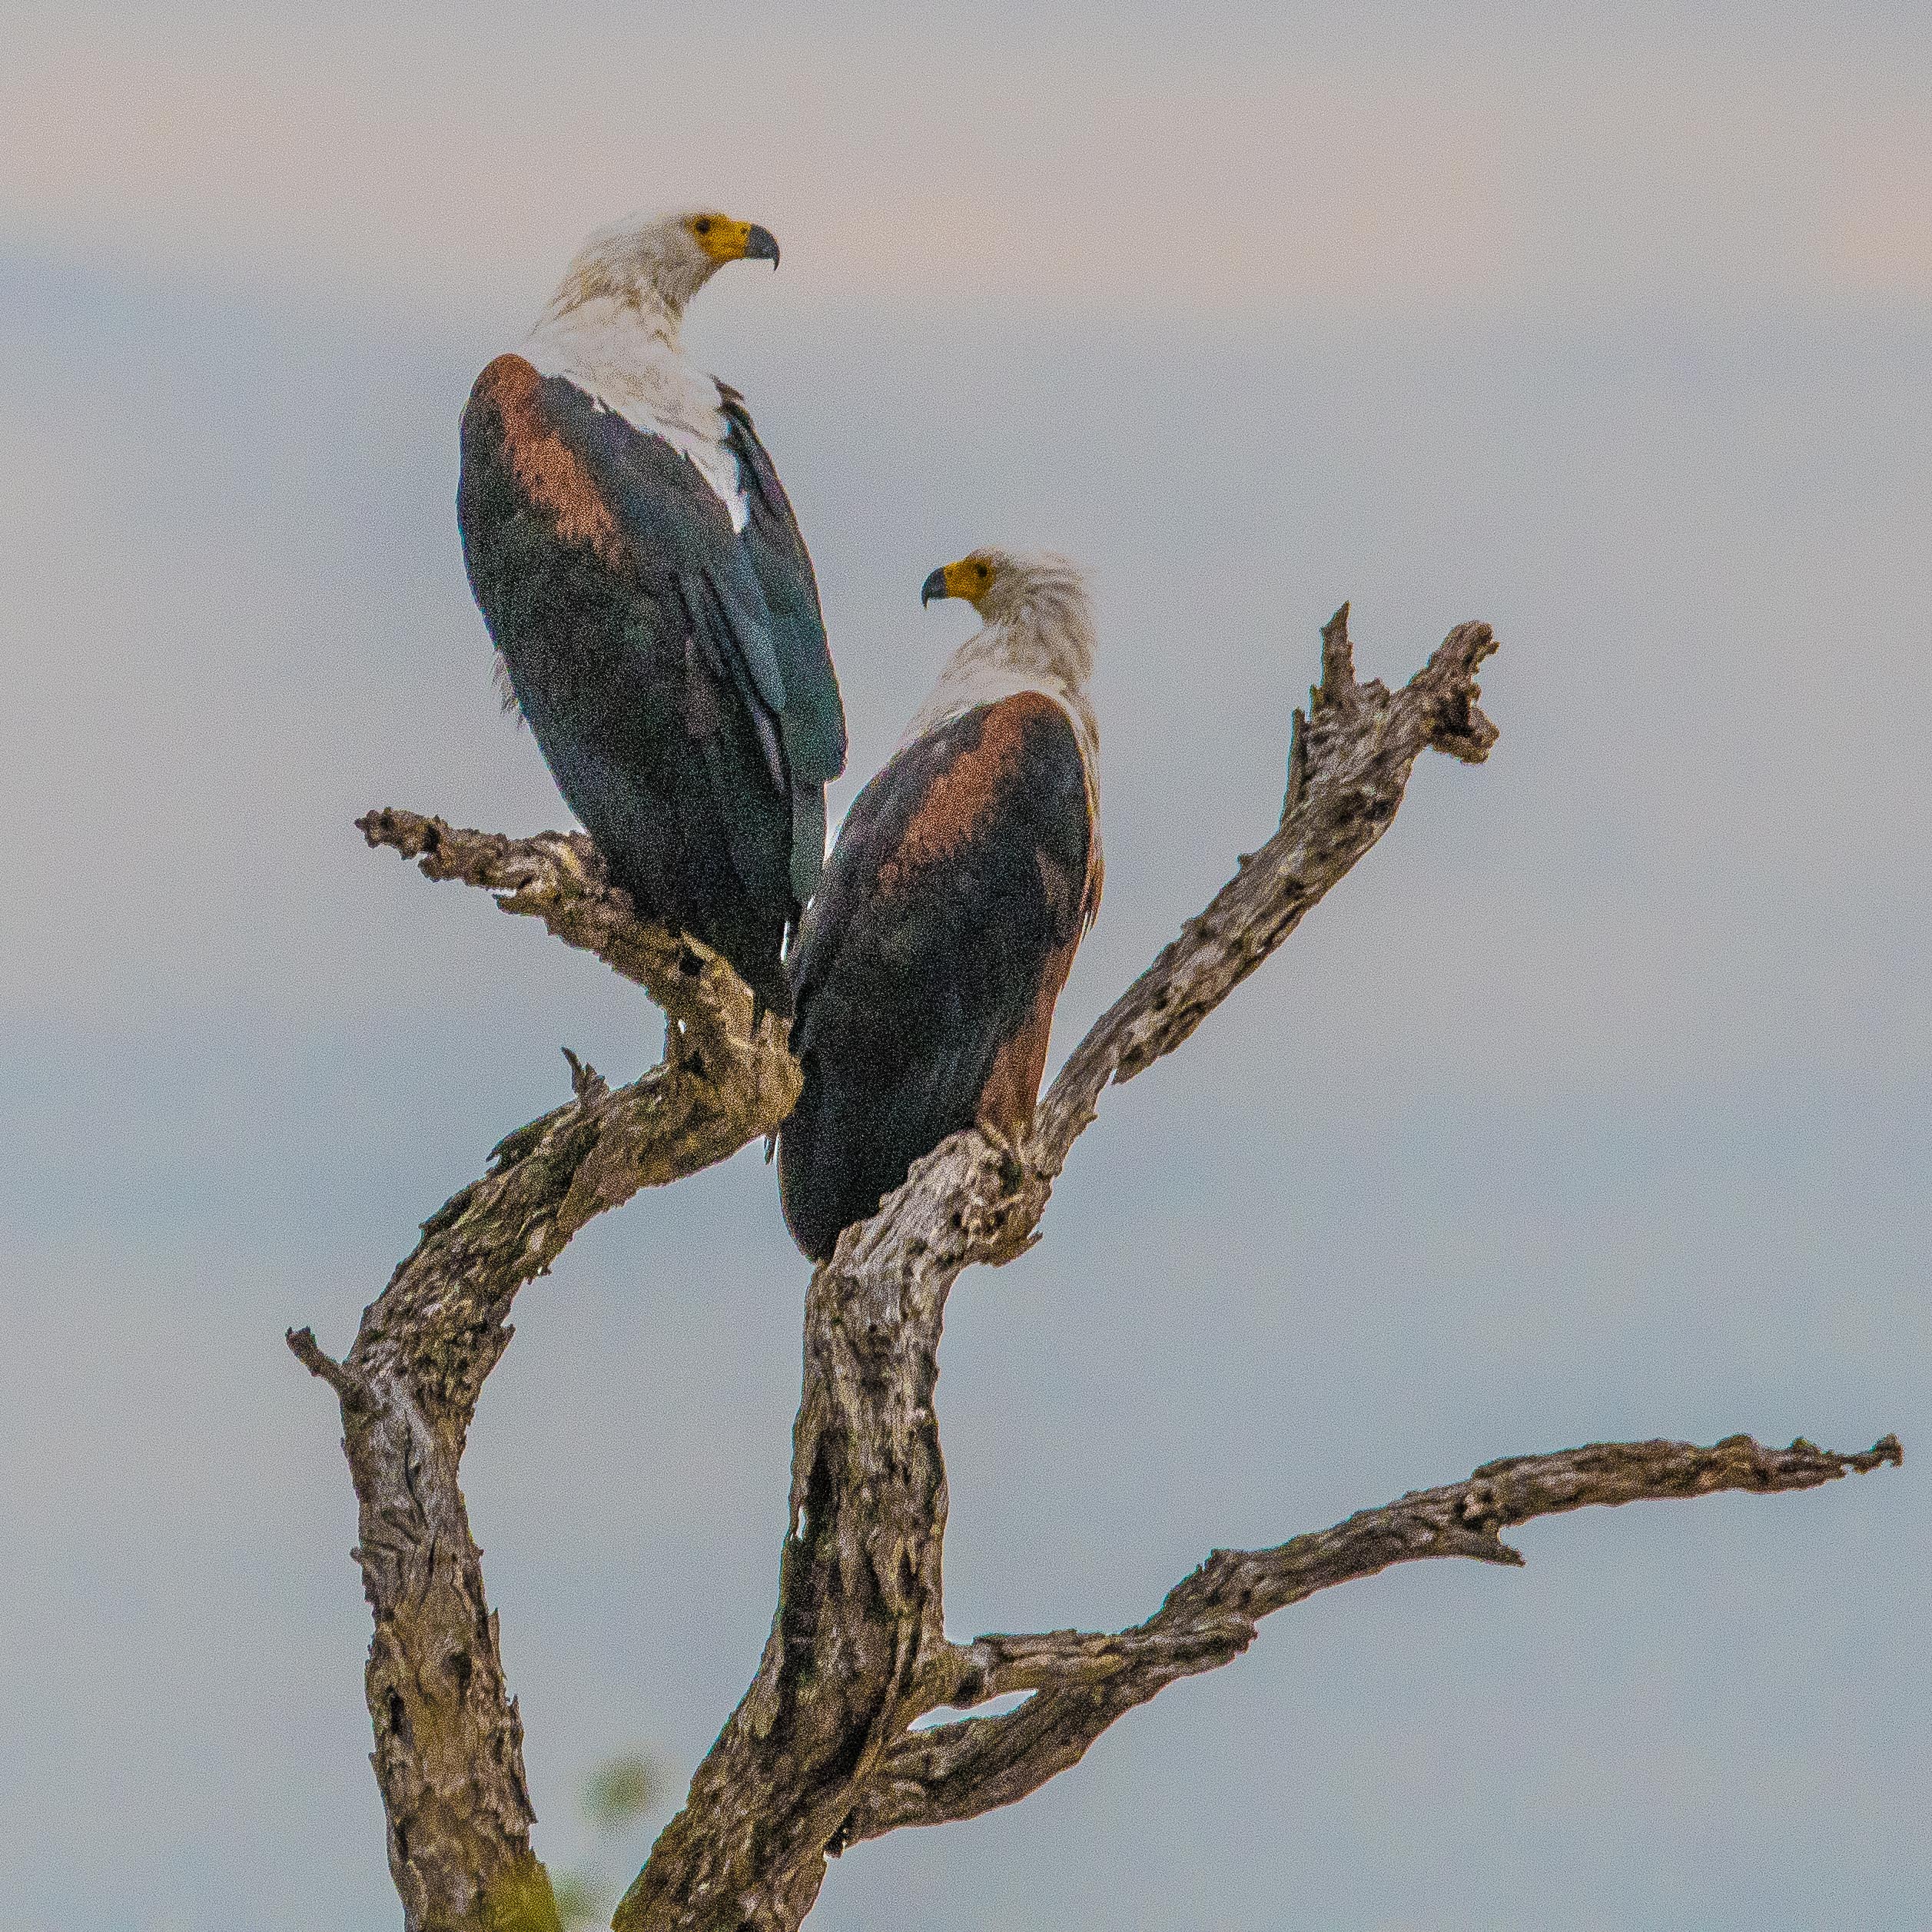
[456,211,846,1014]
[778,550,1103,1261]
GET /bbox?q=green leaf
[585,1753,660,1831]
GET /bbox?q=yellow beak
[696,216,780,264]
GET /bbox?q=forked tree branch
[290,818,799,1931]
[1033,603,1499,1163]
[293,609,1897,1932]
[845,1432,1901,1840]
[612,609,1515,1930]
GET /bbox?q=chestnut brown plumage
[779,551,1100,1259]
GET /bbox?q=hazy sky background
[2,4,1927,1928]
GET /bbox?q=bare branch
[312,608,1891,1932]
[848,1433,1903,1839]
[285,1324,373,1412]
[295,822,801,1930]
[1034,609,1497,1163]
[617,609,1507,1931]
[358,808,777,1056]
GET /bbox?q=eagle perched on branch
[779,551,1103,1260]
[457,211,846,1013]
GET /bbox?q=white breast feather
[522,301,749,533]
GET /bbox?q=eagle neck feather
[520,296,748,531]
[905,586,1104,915]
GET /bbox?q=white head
[918,548,1095,690]
[539,209,780,335]
[909,548,1100,775]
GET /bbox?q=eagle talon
[977,1124,1028,1187]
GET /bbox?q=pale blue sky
[1,6,1927,1929]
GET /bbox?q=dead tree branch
[1034,603,1499,1163]
[296,609,1897,1932]
[845,1432,1903,1839]
[612,610,1528,1929]
[291,820,798,1931]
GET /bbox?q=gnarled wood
[1035,609,1497,1160]
[297,608,1897,1932]
[616,609,1515,1928]
[846,1432,1904,1839]
[292,827,799,1930]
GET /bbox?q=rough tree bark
[291,608,1898,1932]
[287,821,800,1930]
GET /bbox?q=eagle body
[780,553,1101,1261]
[456,214,844,1013]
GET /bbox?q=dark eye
[694,217,712,234]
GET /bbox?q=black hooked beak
[920,566,949,608]
[744,224,780,266]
